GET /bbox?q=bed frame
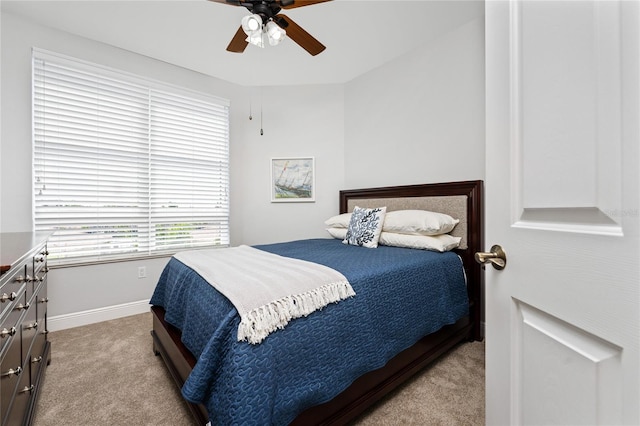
[151,180,484,425]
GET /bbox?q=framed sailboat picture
[270,157,315,202]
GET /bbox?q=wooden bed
[151,180,484,425]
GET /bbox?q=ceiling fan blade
[280,0,332,9]
[278,14,326,56]
[227,26,249,53]
[208,0,246,6]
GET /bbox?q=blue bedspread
[150,238,468,425]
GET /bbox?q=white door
[485,1,639,425]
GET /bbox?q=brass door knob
[475,245,507,270]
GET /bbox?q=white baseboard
[48,299,150,332]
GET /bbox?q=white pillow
[379,232,461,252]
[326,227,347,239]
[328,227,461,252]
[324,213,352,228]
[383,210,459,236]
[343,206,386,248]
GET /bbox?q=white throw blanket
[174,246,355,344]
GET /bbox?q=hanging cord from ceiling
[247,87,264,136]
[259,39,264,136]
[246,45,265,135]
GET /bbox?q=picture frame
[270,157,315,202]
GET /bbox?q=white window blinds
[33,50,230,266]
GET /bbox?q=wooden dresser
[0,233,51,426]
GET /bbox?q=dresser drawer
[0,291,26,358]
[28,247,48,303]
[33,281,48,316]
[20,303,38,367]
[31,249,47,277]
[4,367,31,426]
[28,332,47,394]
[0,267,27,324]
[0,332,23,425]
[32,282,48,357]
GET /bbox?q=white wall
[230,84,345,246]
[344,17,485,189]
[0,11,483,329]
[0,12,345,327]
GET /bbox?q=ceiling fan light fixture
[241,14,262,35]
[219,0,330,56]
[265,20,286,46]
[245,31,265,48]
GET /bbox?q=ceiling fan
[209,0,332,56]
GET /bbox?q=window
[33,49,230,266]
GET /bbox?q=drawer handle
[15,302,30,311]
[1,292,18,303]
[26,275,34,283]
[39,297,49,304]
[1,366,22,378]
[19,385,34,394]
[25,321,38,331]
[0,327,16,338]
[35,257,45,263]
[32,356,43,364]
[14,275,26,283]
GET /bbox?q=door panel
[485,1,639,425]
[515,300,623,425]
[515,0,623,234]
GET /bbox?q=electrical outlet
[138,266,147,279]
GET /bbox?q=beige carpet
[34,313,484,426]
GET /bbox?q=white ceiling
[2,0,484,86]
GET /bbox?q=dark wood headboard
[339,180,484,340]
